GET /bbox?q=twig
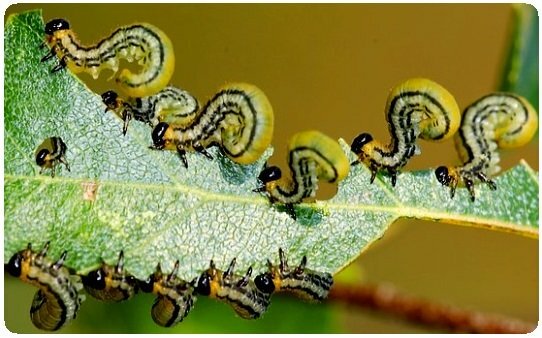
[328,282,535,333]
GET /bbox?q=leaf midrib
[6,172,537,238]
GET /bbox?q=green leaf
[499,4,538,108]
[4,9,539,285]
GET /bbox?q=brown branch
[328,283,535,333]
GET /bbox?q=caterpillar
[102,86,199,135]
[5,242,85,331]
[151,83,274,168]
[351,78,461,186]
[81,250,138,302]
[435,93,538,201]
[139,260,196,327]
[41,18,175,98]
[195,258,271,319]
[254,130,350,219]
[254,248,333,302]
[35,137,70,178]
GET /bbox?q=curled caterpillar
[255,130,350,218]
[254,248,333,302]
[351,78,460,186]
[151,83,274,168]
[42,18,175,97]
[35,137,70,178]
[435,93,538,201]
[195,258,271,319]
[102,86,199,135]
[6,242,85,331]
[139,260,196,327]
[81,250,138,302]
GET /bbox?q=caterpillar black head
[435,166,452,187]
[258,166,282,183]
[434,165,462,200]
[152,122,170,149]
[195,260,216,296]
[139,264,162,293]
[81,268,106,291]
[6,250,25,278]
[44,19,70,35]
[101,91,118,110]
[351,133,373,154]
[254,166,282,193]
[254,272,275,295]
[82,251,138,302]
[35,149,50,167]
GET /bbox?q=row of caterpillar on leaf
[349,78,538,201]
[39,17,538,208]
[6,243,333,331]
[102,83,275,167]
[39,14,347,218]
[42,18,275,169]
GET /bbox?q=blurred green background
[4,3,538,333]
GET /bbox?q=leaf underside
[4,10,539,281]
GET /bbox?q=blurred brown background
[4,3,538,333]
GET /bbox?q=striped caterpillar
[351,78,461,186]
[81,250,138,302]
[41,18,175,97]
[139,260,196,327]
[195,258,271,319]
[151,83,274,168]
[6,242,85,331]
[435,93,538,201]
[35,137,70,178]
[6,245,331,329]
[254,248,333,302]
[102,86,199,135]
[255,130,350,219]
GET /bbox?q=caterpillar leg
[58,156,71,172]
[101,91,135,136]
[435,166,497,201]
[121,112,132,136]
[464,177,476,202]
[389,170,398,187]
[51,57,67,73]
[236,266,253,288]
[176,147,188,169]
[476,172,497,191]
[193,143,214,160]
[50,164,56,178]
[284,204,297,220]
[52,251,68,270]
[464,173,497,202]
[369,167,378,184]
[40,48,56,62]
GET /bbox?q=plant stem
[329,283,535,333]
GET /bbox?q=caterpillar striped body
[255,130,350,219]
[102,86,199,135]
[6,242,85,331]
[151,83,274,168]
[81,250,138,302]
[435,93,538,201]
[35,137,70,177]
[351,78,460,186]
[254,248,333,302]
[195,258,271,319]
[42,19,175,97]
[139,260,196,327]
